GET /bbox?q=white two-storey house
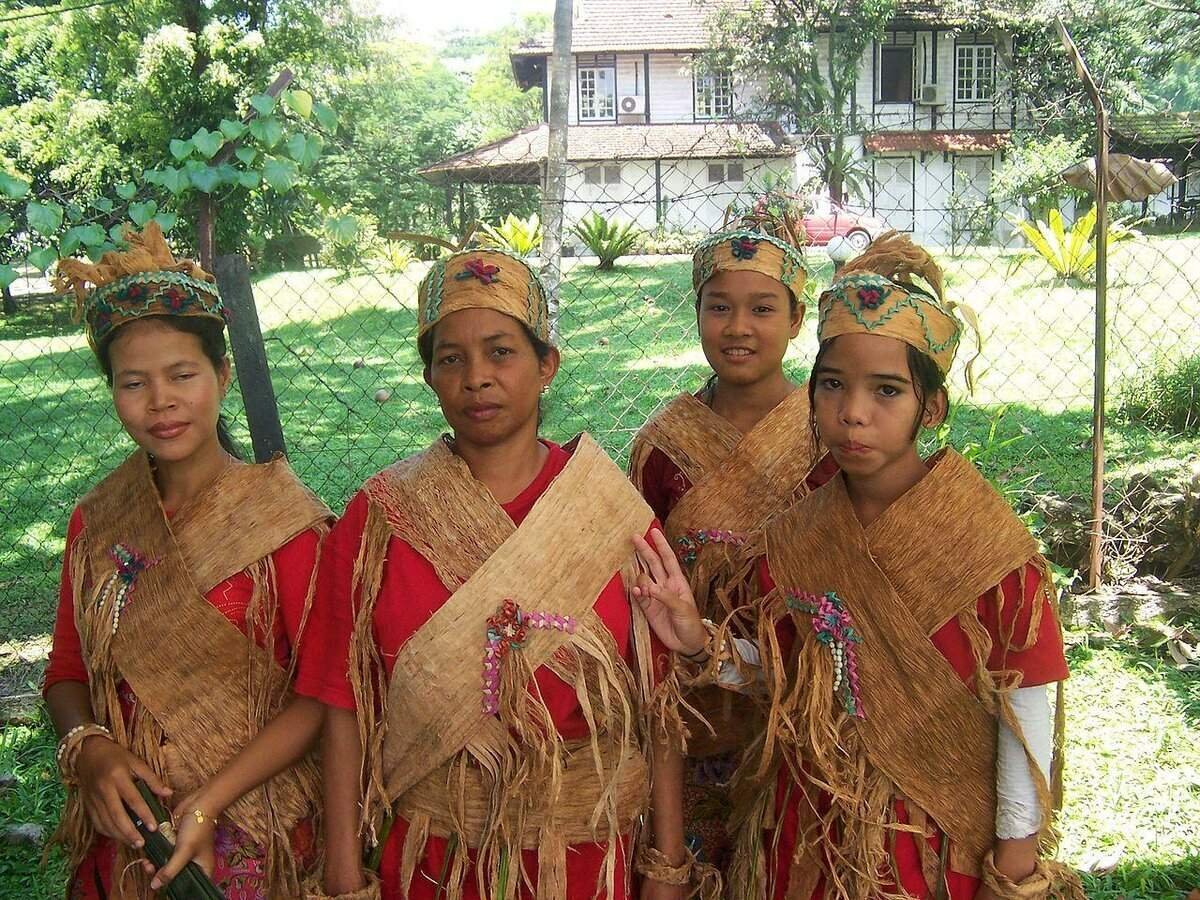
[421,0,1021,244]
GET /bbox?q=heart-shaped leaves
[313,102,338,132]
[0,214,13,237]
[249,116,284,148]
[283,89,313,119]
[0,172,31,200]
[250,94,277,117]
[159,167,189,195]
[116,182,138,200]
[29,246,59,272]
[237,170,261,189]
[26,201,64,237]
[286,133,324,168]
[262,158,299,193]
[153,212,179,232]
[235,146,258,166]
[191,127,224,159]
[0,264,18,290]
[170,139,194,161]
[128,200,158,227]
[188,167,222,194]
[219,118,248,141]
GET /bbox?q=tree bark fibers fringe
[347,435,685,899]
[52,452,330,897]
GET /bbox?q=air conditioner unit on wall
[917,83,948,106]
[619,95,645,115]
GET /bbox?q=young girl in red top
[298,249,695,900]
[632,234,1082,900]
[628,221,835,875]
[44,223,330,898]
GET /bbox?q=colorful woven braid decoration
[101,543,159,635]
[482,599,577,715]
[674,528,747,566]
[785,589,865,719]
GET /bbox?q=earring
[541,385,550,395]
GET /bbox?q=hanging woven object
[1060,153,1177,203]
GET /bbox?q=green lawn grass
[2,238,1199,896]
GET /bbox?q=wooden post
[214,254,288,462]
[539,0,572,341]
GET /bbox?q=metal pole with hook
[1056,20,1109,591]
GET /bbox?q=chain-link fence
[3,48,1200,707]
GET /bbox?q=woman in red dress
[298,249,698,900]
[44,223,329,898]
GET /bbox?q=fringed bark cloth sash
[352,435,666,899]
[61,452,330,895]
[749,450,1062,898]
[630,389,824,758]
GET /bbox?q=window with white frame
[956,44,995,102]
[578,65,616,121]
[695,67,733,120]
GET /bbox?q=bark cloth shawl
[349,434,681,900]
[628,389,824,756]
[734,450,1072,900]
[55,451,331,896]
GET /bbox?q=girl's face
[425,307,559,449]
[697,270,802,388]
[812,333,946,479]
[108,317,231,464]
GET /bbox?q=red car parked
[800,201,887,251]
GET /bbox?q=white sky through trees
[382,0,553,40]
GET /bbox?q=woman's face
[107,318,230,464]
[697,269,802,388]
[424,307,559,449]
[812,333,945,479]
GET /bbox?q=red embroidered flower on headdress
[857,287,883,309]
[730,237,760,260]
[125,283,147,302]
[455,257,502,285]
[162,287,190,313]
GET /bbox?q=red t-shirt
[758,559,1069,900]
[296,440,664,900]
[44,507,322,693]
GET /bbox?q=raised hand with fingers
[631,529,708,658]
[73,734,172,850]
[149,790,217,891]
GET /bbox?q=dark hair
[97,315,244,459]
[807,336,950,446]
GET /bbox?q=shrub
[570,212,640,270]
[478,213,542,256]
[1009,205,1139,283]
[1120,354,1200,434]
[634,227,705,255]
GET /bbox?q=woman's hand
[149,790,218,890]
[74,734,172,849]
[632,529,707,657]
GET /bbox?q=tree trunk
[2,285,15,316]
[538,0,573,342]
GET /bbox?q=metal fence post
[1057,20,1109,590]
[213,254,288,462]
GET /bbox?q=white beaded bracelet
[56,723,113,780]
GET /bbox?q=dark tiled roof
[512,0,1043,55]
[1111,113,1200,149]
[420,122,794,183]
[864,130,1011,153]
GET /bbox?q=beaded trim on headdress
[54,221,225,354]
[417,248,550,342]
[691,228,808,304]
